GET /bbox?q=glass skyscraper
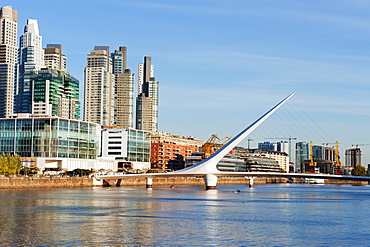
[15,19,44,114]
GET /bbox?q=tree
[0,153,22,175]
[351,165,366,176]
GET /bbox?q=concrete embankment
[0,176,367,189]
[0,177,94,189]
[0,176,288,189]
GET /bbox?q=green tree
[0,153,22,175]
[351,165,366,176]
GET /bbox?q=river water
[1,183,370,246]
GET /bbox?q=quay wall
[0,176,367,189]
[0,177,94,189]
[0,176,287,189]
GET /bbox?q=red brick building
[148,132,203,171]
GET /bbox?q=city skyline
[2,1,369,165]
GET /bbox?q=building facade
[0,116,100,159]
[0,6,17,118]
[245,156,280,172]
[32,68,80,119]
[149,132,202,170]
[44,44,66,72]
[235,147,290,172]
[84,46,115,126]
[345,148,362,168]
[112,47,134,129]
[100,127,151,170]
[136,56,159,131]
[295,142,309,172]
[15,19,45,114]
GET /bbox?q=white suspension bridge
[94,93,370,189]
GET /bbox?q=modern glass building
[127,129,150,163]
[15,19,44,114]
[0,117,100,159]
[33,68,80,119]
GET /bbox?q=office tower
[112,47,134,128]
[44,44,66,72]
[15,19,44,114]
[136,56,159,131]
[345,148,362,168]
[84,46,115,126]
[0,6,17,118]
[295,142,309,172]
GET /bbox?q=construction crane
[309,141,316,166]
[352,144,370,148]
[202,134,232,159]
[322,141,342,174]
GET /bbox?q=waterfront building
[84,46,115,126]
[44,44,66,72]
[31,68,80,119]
[302,159,332,173]
[0,6,17,118]
[15,19,45,114]
[0,115,116,172]
[235,147,290,172]
[345,148,362,168]
[100,127,150,170]
[111,47,134,128]
[184,152,246,172]
[149,132,202,170]
[136,56,159,131]
[245,156,280,172]
[295,142,309,173]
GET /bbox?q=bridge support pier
[203,174,218,190]
[245,177,256,188]
[146,177,153,188]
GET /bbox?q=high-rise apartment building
[0,6,17,118]
[29,44,80,119]
[32,68,80,119]
[84,46,115,126]
[345,148,362,168]
[44,44,66,72]
[15,19,44,114]
[136,56,159,131]
[111,47,134,128]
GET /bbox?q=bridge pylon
[203,174,218,190]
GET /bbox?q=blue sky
[5,0,370,165]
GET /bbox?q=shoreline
[0,176,367,190]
